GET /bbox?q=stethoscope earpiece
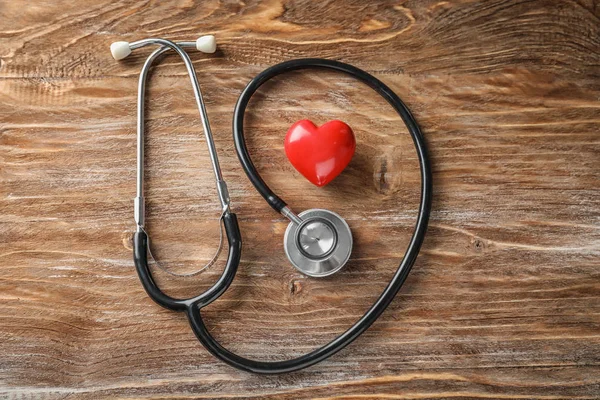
[110,35,217,61]
[195,35,217,53]
[110,41,131,61]
[284,209,352,277]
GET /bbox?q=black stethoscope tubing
[133,57,432,374]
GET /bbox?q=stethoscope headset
[110,35,432,374]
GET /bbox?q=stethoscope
[110,35,432,374]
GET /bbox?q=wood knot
[375,158,390,193]
[289,279,303,295]
[472,238,486,253]
[123,231,134,250]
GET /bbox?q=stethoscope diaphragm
[283,209,352,277]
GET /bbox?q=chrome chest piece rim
[283,209,352,277]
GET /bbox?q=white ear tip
[110,41,131,60]
[196,35,216,53]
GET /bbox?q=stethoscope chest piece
[283,209,352,277]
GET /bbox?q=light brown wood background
[1,0,599,399]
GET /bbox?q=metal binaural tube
[131,39,229,231]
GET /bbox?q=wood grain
[0,0,599,398]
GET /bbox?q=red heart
[284,119,356,187]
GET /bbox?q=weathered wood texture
[1,0,599,398]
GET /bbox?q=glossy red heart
[284,119,356,187]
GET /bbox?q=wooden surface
[1,0,599,398]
